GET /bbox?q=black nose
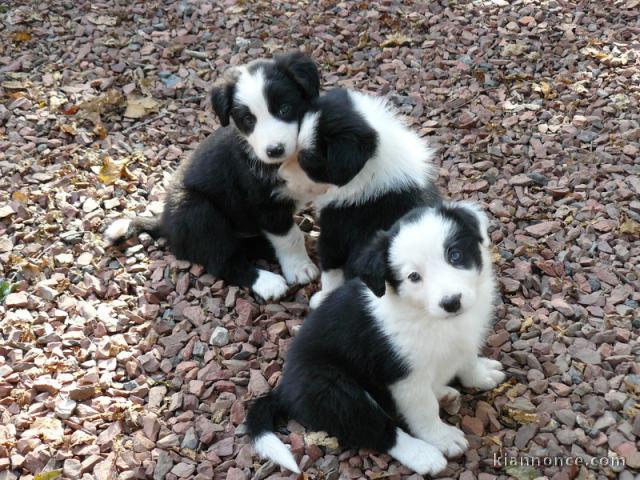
[266,144,285,158]
[440,294,461,313]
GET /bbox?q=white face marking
[233,68,299,164]
[388,211,481,319]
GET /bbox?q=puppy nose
[267,144,285,158]
[440,294,462,314]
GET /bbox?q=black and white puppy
[105,52,320,301]
[246,202,506,475]
[279,89,439,308]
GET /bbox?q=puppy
[245,201,506,475]
[278,89,439,308]
[105,52,320,301]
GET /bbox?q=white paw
[389,429,447,475]
[421,424,468,458]
[437,386,460,406]
[309,289,329,309]
[252,270,288,301]
[104,218,131,245]
[281,258,319,285]
[460,357,506,391]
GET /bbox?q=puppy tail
[246,392,300,474]
[104,215,162,246]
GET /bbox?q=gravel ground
[1,1,639,479]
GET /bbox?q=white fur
[254,432,300,474]
[314,91,435,209]
[234,67,298,164]
[309,269,344,309]
[104,218,132,245]
[252,270,288,301]
[388,428,447,475]
[366,206,504,457]
[389,213,487,319]
[265,225,319,285]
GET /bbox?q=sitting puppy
[105,52,320,301]
[278,89,439,308]
[245,202,506,475]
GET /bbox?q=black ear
[210,83,234,126]
[353,231,390,297]
[275,51,320,99]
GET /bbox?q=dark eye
[408,272,421,282]
[448,248,464,265]
[278,104,292,117]
[244,113,256,129]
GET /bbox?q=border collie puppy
[278,89,439,308]
[105,52,320,301]
[245,202,505,475]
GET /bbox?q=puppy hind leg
[295,367,445,475]
[167,196,288,301]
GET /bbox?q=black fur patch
[440,206,483,270]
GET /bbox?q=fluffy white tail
[254,432,300,474]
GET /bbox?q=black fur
[299,89,378,186]
[246,279,407,452]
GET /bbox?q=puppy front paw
[460,357,506,391]
[252,270,289,301]
[388,430,447,476]
[282,259,319,285]
[437,386,461,406]
[309,289,330,309]
[421,424,468,458]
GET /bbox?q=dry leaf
[501,43,528,57]
[380,33,411,48]
[505,465,538,480]
[64,105,80,115]
[34,470,62,480]
[31,417,64,441]
[619,219,640,237]
[124,95,159,119]
[303,431,339,449]
[94,124,108,140]
[532,81,556,99]
[13,31,32,42]
[96,156,137,185]
[59,123,77,135]
[569,81,589,95]
[11,191,28,203]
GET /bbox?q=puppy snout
[439,294,462,314]
[267,143,285,158]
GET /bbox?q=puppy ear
[210,68,241,126]
[353,231,390,297]
[458,201,490,244]
[210,83,234,127]
[275,51,320,99]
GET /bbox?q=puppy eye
[408,272,421,282]
[244,114,256,128]
[448,248,464,265]
[278,104,292,117]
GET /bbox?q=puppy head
[210,52,320,165]
[355,202,491,318]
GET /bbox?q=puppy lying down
[245,201,505,475]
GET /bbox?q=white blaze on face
[233,68,299,164]
[389,212,480,318]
